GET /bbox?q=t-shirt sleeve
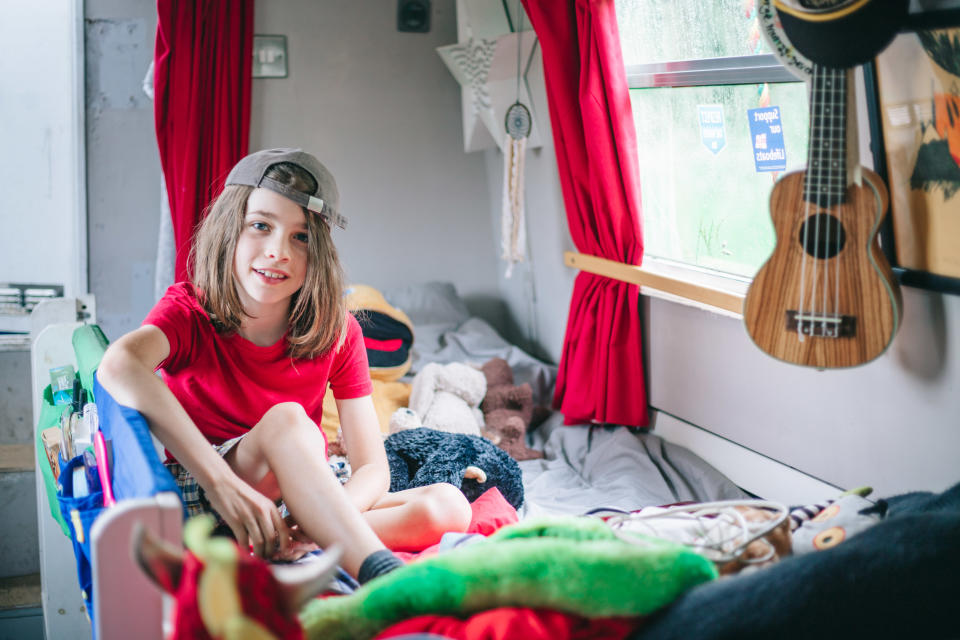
[328,314,374,399]
[142,284,202,373]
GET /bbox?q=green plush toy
[299,516,718,640]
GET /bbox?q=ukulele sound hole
[798,213,846,259]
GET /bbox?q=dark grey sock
[357,549,404,584]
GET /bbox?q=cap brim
[775,0,908,68]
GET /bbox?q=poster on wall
[875,27,960,279]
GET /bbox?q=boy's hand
[206,475,290,558]
[269,518,320,561]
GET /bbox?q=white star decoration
[437,0,542,153]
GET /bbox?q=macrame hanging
[501,2,532,278]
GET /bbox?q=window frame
[621,52,809,315]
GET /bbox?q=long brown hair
[189,162,347,359]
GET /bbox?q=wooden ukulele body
[743,168,902,369]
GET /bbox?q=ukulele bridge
[785,311,857,338]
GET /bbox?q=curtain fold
[522,0,648,426]
[154,0,254,283]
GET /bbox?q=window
[614,0,811,310]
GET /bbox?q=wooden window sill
[563,251,747,317]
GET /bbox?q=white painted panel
[651,410,841,505]
[645,288,960,498]
[0,0,85,298]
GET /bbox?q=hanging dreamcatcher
[501,1,532,278]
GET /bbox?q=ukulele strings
[834,69,845,327]
[798,65,820,342]
[798,69,812,341]
[823,68,846,334]
[821,67,838,336]
[812,68,827,337]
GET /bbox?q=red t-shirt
[143,283,372,450]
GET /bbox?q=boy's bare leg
[224,402,384,577]
[363,484,473,550]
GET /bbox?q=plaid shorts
[164,436,351,520]
[164,436,243,519]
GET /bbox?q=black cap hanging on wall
[773,0,908,68]
[398,0,430,32]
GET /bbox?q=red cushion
[392,487,518,560]
[467,486,519,536]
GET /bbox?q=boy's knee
[262,401,309,424]
[256,402,321,445]
[417,484,472,535]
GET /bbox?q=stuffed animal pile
[322,284,416,447]
[391,362,486,437]
[480,357,544,460]
[389,357,543,462]
[133,516,342,640]
[383,427,524,510]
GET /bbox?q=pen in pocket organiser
[94,431,116,507]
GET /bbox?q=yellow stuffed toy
[321,285,415,445]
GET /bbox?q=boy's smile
[233,187,309,322]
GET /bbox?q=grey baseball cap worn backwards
[226,148,348,230]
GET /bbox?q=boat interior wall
[645,289,960,497]
[75,0,960,502]
[249,0,509,335]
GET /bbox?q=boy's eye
[251,221,269,232]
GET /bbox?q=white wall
[644,291,960,497]
[482,43,576,363]
[0,1,85,302]
[85,0,161,341]
[249,0,505,326]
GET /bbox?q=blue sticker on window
[698,105,726,155]
[748,106,786,172]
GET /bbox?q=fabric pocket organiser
[56,453,105,627]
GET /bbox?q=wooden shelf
[0,444,34,473]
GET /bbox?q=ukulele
[743,65,902,369]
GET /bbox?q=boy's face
[233,188,309,315]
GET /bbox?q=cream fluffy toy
[389,362,486,437]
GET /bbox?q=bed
[30,283,960,640]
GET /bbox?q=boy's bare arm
[97,326,288,557]
[336,395,390,512]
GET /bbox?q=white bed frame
[649,411,840,505]
[30,299,842,640]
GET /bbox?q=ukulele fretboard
[803,65,848,208]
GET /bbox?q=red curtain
[521,0,648,427]
[154,0,254,283]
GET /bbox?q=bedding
[384,281,557,407]
[382,281,748,516]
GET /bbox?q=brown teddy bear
[480,358,544,461]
